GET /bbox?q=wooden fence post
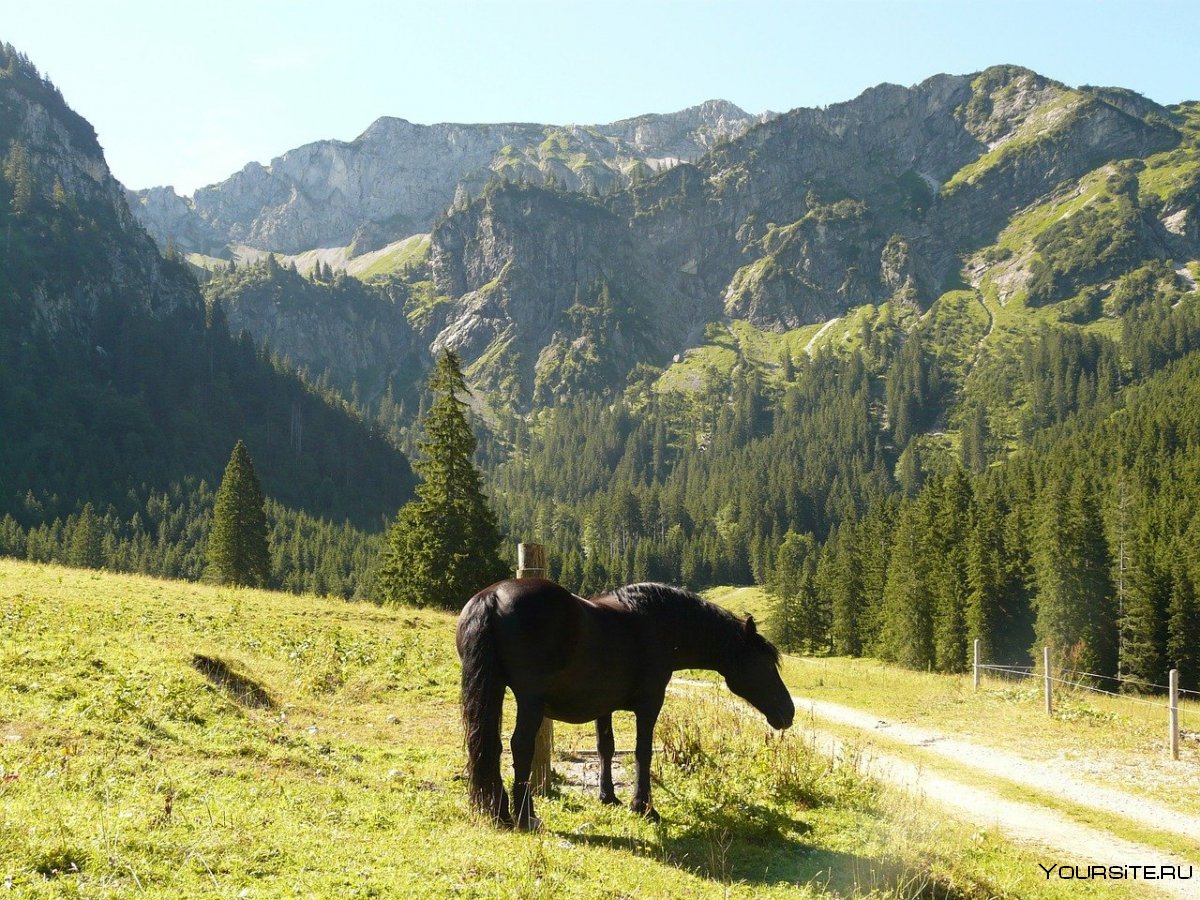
[1169,668,1180,761]
[973,639,980,693]
[1044,645,1053,717]
[517,543,546,579]
[517,543,553,794]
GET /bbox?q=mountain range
[0,42,413,586]
[138,66,1199,425]
[129,99,767,256]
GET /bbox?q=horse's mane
[609,582,781,664]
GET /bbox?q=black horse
[456,577,794,830]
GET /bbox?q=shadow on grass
[191,654,274,709]
[555,803,982,900]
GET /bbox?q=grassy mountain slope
[0,560,1120,898]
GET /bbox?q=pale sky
[4,0,1197,193]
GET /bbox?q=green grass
[987,170,1112,258]
[942,92,1084,196]
[704,585,776,624]
[1138,103,1200,203]
[352,235,431,280]
[404,280,453,330]
[652,307,901,397]
[0,560,1132,898]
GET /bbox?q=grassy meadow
[0,561,1149,898]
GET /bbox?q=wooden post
[517,543,546,580]
[1044,645,1053,717]
[517,543,553,794]
[1169,668,1180,761]
[973,639,980,693]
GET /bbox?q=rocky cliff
[128,101,765,256]
[1,54,201,344]
[186,66,1198,410]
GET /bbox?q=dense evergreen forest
[481,276,1200,690]
[0,43,412,597]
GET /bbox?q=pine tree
[377,351,507,608]
[1031,474,1117,674]
[207,440,270,587]
[67,502,104,569]
[966,487,1006,664]
[879,497,935,668]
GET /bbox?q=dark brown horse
[456,578,794,830]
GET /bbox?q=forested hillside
[0,43,414,596]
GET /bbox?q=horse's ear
[745,615,757,636]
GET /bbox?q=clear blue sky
[5,0,1197,193]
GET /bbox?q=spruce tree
[931,470,972,672]
[824,525,863,656]
[207,440,270,587]
[1031,474,1117,674]
[879,497,935,668]
[769,531,822,652]
[966,487,1006,664]
[377,351,507,608]
[67,502,104,569]
[1167,547,1200,690]
[1119,520,1167,689]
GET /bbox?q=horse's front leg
[510,695,545,832]
[631,697,663,822]
[596,714,619,806]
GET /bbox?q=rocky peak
[595,98,761,160]
[128,101,771,258]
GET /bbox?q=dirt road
[678,679,1198,898]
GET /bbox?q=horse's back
[461,578,586,680]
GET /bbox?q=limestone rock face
[427,184,694,401]
[161,67,1191,406]
[204,267,422,408]
[1,78,201,343]
[596,98,768,164]
[129,102,765,256]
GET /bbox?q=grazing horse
[456,578,794,830]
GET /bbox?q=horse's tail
[458,590,510,824]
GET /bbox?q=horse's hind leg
[510,695,545,831]
[596,714,620,805]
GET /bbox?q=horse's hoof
[517,815,543,833]
[599,793,621,806]
[632,801,661,823]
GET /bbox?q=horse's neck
[666,609,733,673]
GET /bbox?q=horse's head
[722,616,794,730]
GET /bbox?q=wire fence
[977,664,1195,699]
[975,651,1189,758]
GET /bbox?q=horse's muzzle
[768,704,794,731]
